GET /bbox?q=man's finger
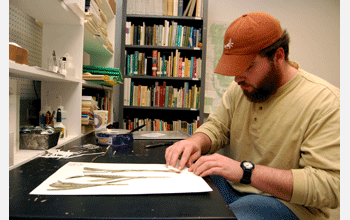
[177,147,193,170]
[168,146,185,168]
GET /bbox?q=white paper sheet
[140,132,166,138]
[30,162,213,195]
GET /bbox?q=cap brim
[214,53,258,77]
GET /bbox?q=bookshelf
[9,0,117,167]
[117,0,208,134]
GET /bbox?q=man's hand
[165,139,202,170]
[165,132,211,170]
[188,153,243,182]
[189,153,293,202]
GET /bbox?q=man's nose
[235,72,246,83]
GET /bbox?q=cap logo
[224,39,234,49]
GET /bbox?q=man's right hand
[165,132,211,170]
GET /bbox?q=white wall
[208,0,340,88]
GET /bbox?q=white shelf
[12,150,45,169]
[11,134,80,170]
[11,0,83,25]
[9,0,117,169]
[9,61,81,83]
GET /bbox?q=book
[195,0,202,17]
[167,0,173,16]
[183,0,194,16]
[124,78,131,106]
[178,0,184,16]
[187,0,196,16]
[152,50,158,76]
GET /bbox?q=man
[165,12,339,219]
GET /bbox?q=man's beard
[239,62,282,103]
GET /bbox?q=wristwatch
[240,161,255,184]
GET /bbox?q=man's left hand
[188,153,243,182]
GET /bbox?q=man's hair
[259,30,290,61]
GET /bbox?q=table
[9,131,236,219]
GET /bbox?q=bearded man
[165,12,340,220]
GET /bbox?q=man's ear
[273,47,285,66]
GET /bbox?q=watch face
[243,161,253,169]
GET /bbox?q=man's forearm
[251,165,293,201]
[188,132,212,154]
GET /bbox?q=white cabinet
[9,0,117,167]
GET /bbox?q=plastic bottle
[57,96,67,126]
[63,53,76,78]
[54,108,66,139]
[40,94,52,127]
[60,57,67,76]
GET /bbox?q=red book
[160,81,166,107]
[138,85,141,106]
[152,50,158,76]
[155,81,159,107]
[192,57,196,78]
[178,57,183,78]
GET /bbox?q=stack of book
[84,0,114,54]
[125,20,202,48]
[123,117,200,135]
[124,80,200,109]
[127,0,203,17]
[125,50,201,78]
[81,96,98,126]
[83,65,123,86]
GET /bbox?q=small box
[20,131,60,150]
[9,43,29,65]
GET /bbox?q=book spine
[134,51,139,75]
[152,50,158,76]
[178,0,183,16]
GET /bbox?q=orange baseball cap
[214,12,283,76]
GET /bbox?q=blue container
[96,129,133,147]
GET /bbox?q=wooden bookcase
[117,0,208,134]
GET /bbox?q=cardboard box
[9,43,29,65]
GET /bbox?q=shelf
[124,106,199,111]
[11,134,79,170]
[127,14,203,21]
[9,0,118,169]
[125,75,200,81]
[125,45,202,51]
[118,0,208,131]
[9,61,80,83]
[11,0,83,25]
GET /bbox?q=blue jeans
[210,175,299,220]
